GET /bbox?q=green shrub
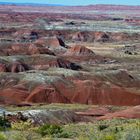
[11,120,32,131]
[103,135,116,140]
[38,124,63,137]
[38,124,71,138]
[56,131,72,138]
[98,125,109,131]
[0,116,11,131]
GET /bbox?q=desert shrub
[38,124,63,136]
[11,120,32,131]
[6,130,41,140]
[0,116,11,131]
[98,125,109,131]
[102,134,116,140]
[55,131,72,138]
[38,124,71,138]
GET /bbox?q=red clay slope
[0,76,139,106]
[64,45,95,56]
[98,106,140,120]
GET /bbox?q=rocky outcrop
[94,32,110,42]
[63,80,140,105]
[28,44,55,55]
[30,57,81,71]
[26,84,70,103]
[0,87,29,104]
[4,109,90,125]
[1,80,139,106]
[0,63,7,72]
[7,61,30,73]
[0,43,55,56]
[0,69,139,105]
[35,36,66,48]
[0,60,30,73]
[65,45,95,56]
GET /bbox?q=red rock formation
[0,60,30,73]
[94,32,110,42]
[0,63,7,72]
[1,27,139,43]
[32,57,82,70]
[7,61,30,73]
[72,80,140,105]
[26,85,70,103]
[98,106,140,120]
[53,80,140,106]
[3,43,55,56]
[48,80,139,105]
[35,36,66,48]
[65,45,95,56]
[76,107,110,116]
[72,32,85,41]
[28,44,55,55]
[0,87,29,104]
[0,76,139,106]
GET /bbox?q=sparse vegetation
[5,103,93,112]
[0,117,139,140]
[37,124,71,138]
[11,120,32,131]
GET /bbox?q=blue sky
[0,0,140,6]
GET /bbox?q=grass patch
[5,103,93,112]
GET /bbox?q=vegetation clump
[38,124,71,138]
[0,115,11,131]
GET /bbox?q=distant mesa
[14,30,39,42]
[72,32,89,42]
[72,31,111,42]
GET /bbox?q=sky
[0,0,140,6]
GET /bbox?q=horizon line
[0,1,140,6]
